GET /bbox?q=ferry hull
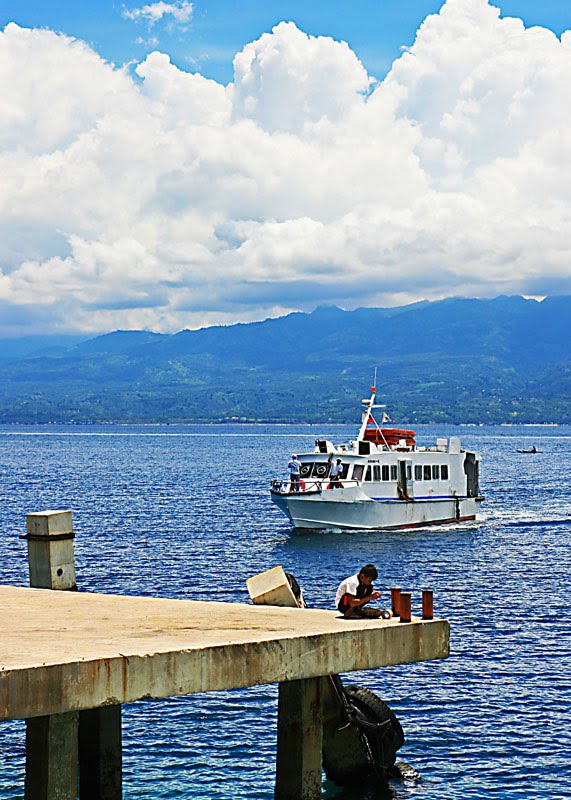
[271,492,481,531]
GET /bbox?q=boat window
[423,465,431,480]
[441,464,449,480]
[390,465,397,481]
[300,463,313,478]
[415,465,422,481]
[432,465,440,480]
[382,465,389,481]
[365,465,372,481]
[352,464,364,481]
[406,465,412,480]
[373,465,381,481]
[340,464,349,479]
[312,463,329,479]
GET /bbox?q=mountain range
[0,295,569,424]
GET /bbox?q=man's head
[358,563,378,585]
[336,458,341,464]
[292,454,297,459]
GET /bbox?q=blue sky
[1,1,569,84]
[1,1,571,335]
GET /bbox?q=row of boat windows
[359,464,397,482]
[299,462,449,481]
[415,464,449,481]
[361,464,449,481]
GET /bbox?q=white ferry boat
[270,384,483,531]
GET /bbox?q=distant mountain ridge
[0,295,569,423]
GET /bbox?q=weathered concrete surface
[0,585,449,721]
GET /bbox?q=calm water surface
[0,423,570,799]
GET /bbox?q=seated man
[335,564,391,619]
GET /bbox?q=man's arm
[345,590,381,609]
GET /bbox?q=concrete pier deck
[0,584,448,721]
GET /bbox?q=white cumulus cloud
[0,0,570,336]
[123,1,193,27]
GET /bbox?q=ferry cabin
[294,436,479,501]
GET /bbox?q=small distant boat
[270,383,484,531]
[516,446,539,453]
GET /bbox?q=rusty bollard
[390,587,401,618]
[422,590,434,620]
[399,592,411,623]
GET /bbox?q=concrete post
[25,510,77,590]
[79,706,122,800]
[275,678,323,800]
[23,510,122,800]
[24,511,79,800]
[24,713,79,800]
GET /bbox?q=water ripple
[0,424,570,799]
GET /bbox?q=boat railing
[270,479,359,495]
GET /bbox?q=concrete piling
[79,706,122,800]
[275,678,323,800]
[24,712,79,800]
[24,512,79,800]
[23,510,122,800]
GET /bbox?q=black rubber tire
[345,685,405,752]
[322,684,404,786]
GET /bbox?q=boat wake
[505,517,571,528]
[294,519,481,536]
[483,508,571,529]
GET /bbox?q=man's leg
[339,595,359,619]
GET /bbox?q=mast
[357,371,388,442]
[357,385,377,442]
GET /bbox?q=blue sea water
[0,423,570,800]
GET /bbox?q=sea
[0,423,570,800]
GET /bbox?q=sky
[1,0,570,336]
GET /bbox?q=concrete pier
[0,584,448,721]
[4,510,450,799]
